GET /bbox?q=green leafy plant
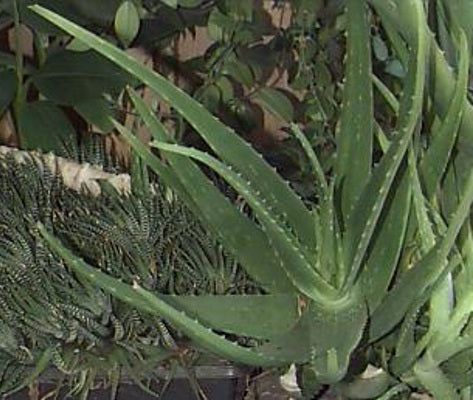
[0,147,256,398]
[28,0,473,398]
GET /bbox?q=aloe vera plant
[32,0,473,398]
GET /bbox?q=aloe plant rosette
[31,0,473,397]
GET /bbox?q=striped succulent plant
[33,0,473,398]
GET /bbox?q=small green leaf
[75,99,117,133]
[215,76,234,104]
[385,59,405,78]
[114,1,140,48]
[222,60,254,86]
[231,0,253,22]
[372,34,389,61]
[66,38,91,52]
[0,69,15,116]
[161,0,178,8]
[18,100,76,152]
[195,84,221,112]
[178,0,204,7]
[32,50,132,105]
[207,9,232,41]
[254,87,294,123]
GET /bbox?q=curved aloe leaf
[371,0,473,198]
[152,141,338,301]
[420,29,469,200]
[161,294,299,340]
[37,223,299,366]
[307,289,367,384]
[30,4,316,253]
[414,354,459,400]
[336,0,373,217]
[370,169,473,341]
[343,0,426,290]
[360,172,411,310]
[112,118,295,293]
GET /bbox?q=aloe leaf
[307,288,367,383]
[112,109,294,293]
[255,311,311,364]
[336,0,373,217]
[408,144,453,335]
[291,124,337,283]
[372,0,473,198]
[437,285,473,343]
[161,294,299,340]
[30,4,316,252]
[343,0,426,290]
[414,354,460,400]
[419,29,469,200]
[153,141,338,301]
[359,123,411,310]
[38,223,295,367]
[290,123,328,195]
[370,168,473,341]
[360,171,411,310]
[432,336,473,365]
[390,253,460,375]
[372,74,399,114]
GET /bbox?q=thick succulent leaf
[432,336,473,365]
[291,124,336,282]
[116,93,295,293]
[408,146,453,335]
[372,0,473,198]
[336,0,373,216]
[419,29,469,200]
[389,254,458,375]
[307,287,367,384]
[38,224,295,367]
[343,0,426,290]
[360,170,411,310]
[336,370,391,400]
[436,278,473,343]
[153,141,338,301]
[160,294,299,340]
[370,169,473,341]
[291,124,328,195]
[30,4,316,252]
[414,356,460,400]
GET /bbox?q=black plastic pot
[5,365,248,400]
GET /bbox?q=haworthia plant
[32,0,473,397]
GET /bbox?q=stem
[33,31,48,68]
[12,0,25,147]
